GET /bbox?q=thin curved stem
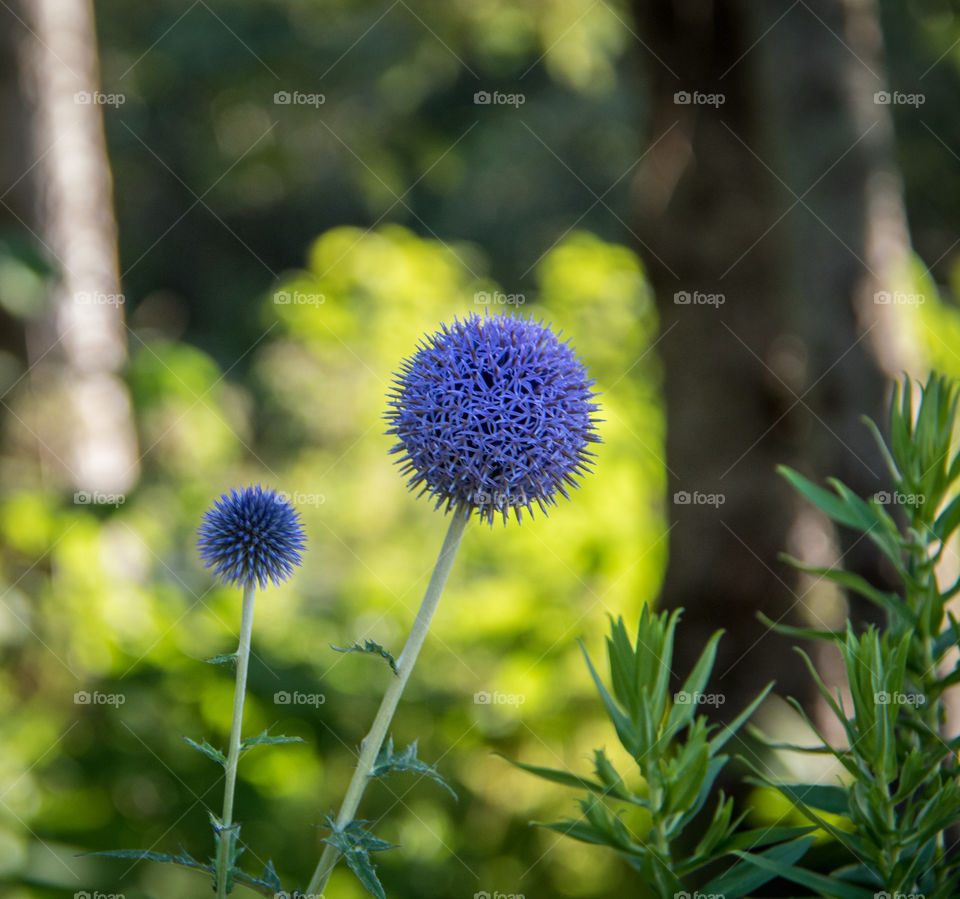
[216,581,256,899]
[306,511,468,896]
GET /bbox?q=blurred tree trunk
[630,0,919,737]
[22,0,139,495]
[0,0,31,365]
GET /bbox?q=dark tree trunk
[630,0,915,744]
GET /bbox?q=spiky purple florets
[386,312,601,524]
[198,485,306,588]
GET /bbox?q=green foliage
[508,608,787,898]
[321,819,397,899]
[514,372,960,897]
[750,373,960,897]
[370,736,456,799]
[0,224,661,897]
[332,640,400,676]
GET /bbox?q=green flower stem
[307,511,468,896]
[216,580,256,899]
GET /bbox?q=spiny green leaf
[184,736,226,767]
[322,819,396,899]
[240,730,305,752]
[370,736,456,799]
[205,652,238,667]
[86,847,283,895]
[232,859,284,895]
[331,640,398,675]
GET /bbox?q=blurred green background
[4,0,960,897]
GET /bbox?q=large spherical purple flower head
[386,312,601,524]
[198,485,306,588]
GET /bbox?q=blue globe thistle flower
[198,486,306,588]
[386,312,601,525]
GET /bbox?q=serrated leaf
[205,652,238,667]
[370,736,456,798]
[184,736,226,767]
[322,819,396,899]
[232,859,284,894]
[331,640,398,675]
[240,730,305,752]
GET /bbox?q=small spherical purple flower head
[386,312,600,524]
[198,486,306,588]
